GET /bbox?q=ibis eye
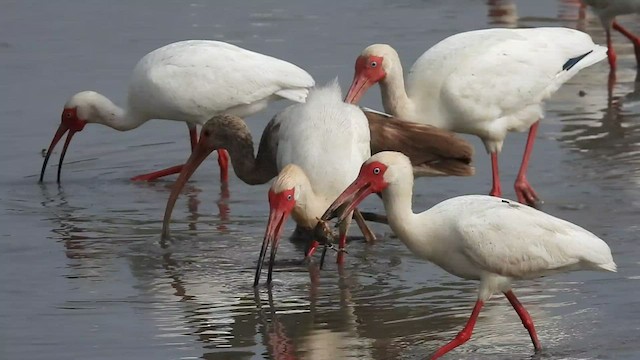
[370,61,377,68]
[287,194,293,201]
[373,167,380,175]
[66,112,72,118]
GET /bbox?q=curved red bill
[254,207,288,287]
[39,112,87,183]
[335,180,374,226]
[344,74,371,104]
[254,188,295,287]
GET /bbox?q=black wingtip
[562,50,593,71]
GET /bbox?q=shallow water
[2,0,640,359]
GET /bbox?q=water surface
[2,1,640,359]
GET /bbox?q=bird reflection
[254,289,297,360]
[135,179,231,236]
[38,177,582,359]
[39,184,91,260]
[558,0,589,31]
[559,67,640,186]
[487,0,518,28]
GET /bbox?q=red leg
[189,124,198,152]
[613,21,640,45]
[608,70,616,105]
[131,124,196,182]
[431,300,484,360]
[504,290,542,351]
[218,149,230,183]
[131,164,184,181]
[612,21,640,65]
[489,152,502,197]
[305,240,319,258]
[514,121,541,207]
[217,182,230,225]
[606,27,618,71]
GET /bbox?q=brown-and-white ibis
[159,82,474,286]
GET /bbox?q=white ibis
[320,151,616,359]
[39,40,314,183]
[583,0,640,70]
[159,82,474,285]
[344,27,607,207]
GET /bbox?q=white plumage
[323,151,616,358]
[128,40,314,123]
[275,80,371,212]
[255,81,372,285]
[345,27,606,206]
[40,40,314,183]
[406,28,605,150]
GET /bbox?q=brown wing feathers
[364,110,475,177]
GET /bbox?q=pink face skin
[39,107,88,183]
[324,161,389,225]
[344,55,386,104]
[254,188,297,286]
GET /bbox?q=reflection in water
[254,289,297,360]
[135,180,232,235]
[39,184,107,277]
[27,182,610,359]
[558,0,588,31]
[487,0,518,28]
[6,1,639,359]
[557,68,640,188]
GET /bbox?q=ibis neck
[381,178,436,255]
[225,132,277,185]
[90,93,146,131]
[292,183,326,229]
[379,63,414,120]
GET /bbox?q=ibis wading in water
[583,0,640,71]
[159,82,474,285]
[39,40,314,183]
[344,27,607,207]
[319,151,616,359]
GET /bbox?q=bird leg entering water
[430,299,484,359]
[430,290,542,359]
[131,123,231,183]
[504,290,541,350]
[131,124,199,181]
[353,209,376,243]
[310,218,350,269]
[306,205,378,259]
[514,121,541,208]
[305,218,336,260]
[612,21,640,65]
[605,27,618,70]
[217,149,230,183]
[489,153,502,197]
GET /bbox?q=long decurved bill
[161,140,215,239]
[39,123,79,183]
[253,207,289,287]
[322,178,374,226]
[344,74,371,104]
